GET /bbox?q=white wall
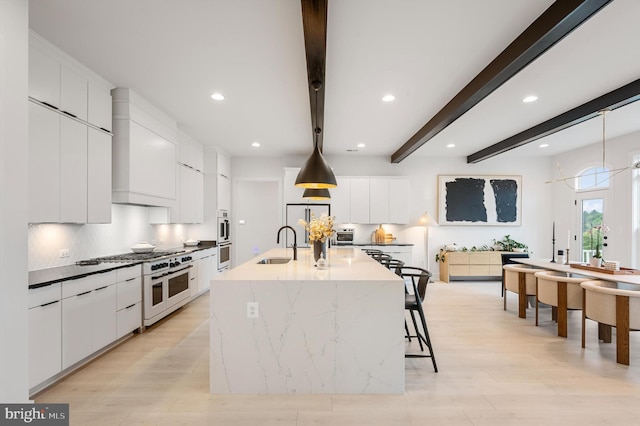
[551,130,640,266]
[0,0,29,402]
[232,154,553,276]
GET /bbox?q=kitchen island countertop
[210,247,405,395]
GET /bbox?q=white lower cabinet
[61,271,117,370]
[197,251,216,294]
[28,283,62,389]
[116,265,142,339]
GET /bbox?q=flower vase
[313,240,327,265]
[589,257,602,268]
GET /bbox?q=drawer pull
[125,277,137,282]
[40,300,60,307]
[77,290,92,297]
[95,285,108,291]
[125,304,136,310]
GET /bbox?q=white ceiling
[28,0,640,162]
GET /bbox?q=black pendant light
[302,188,331,200]
[295,81,337,189]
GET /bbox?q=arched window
[576,166,610,190]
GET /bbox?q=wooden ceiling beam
[467,78,640,163]
[301,0,328,152]
[390,0,612,164]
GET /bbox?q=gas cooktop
[79,250,186,264]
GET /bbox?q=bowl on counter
[184,239,200,247]
[131,243,155,253]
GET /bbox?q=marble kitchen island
[210,247,405,394]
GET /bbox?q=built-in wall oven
[218,210,231,271]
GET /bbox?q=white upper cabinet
[331,177,351,225]
[178,130,204,171]
[29,45,60,108]
[87,128,112,223]
[28,102,60,223]
[59,116,88,223]
[388,178,410,224]
[369,178,390,224]
[329,176,410,225]
[88,81,113,132]
[350,178,370,224]
[217,152,231,212]
[217,152,231,178]
[60,65,88,121]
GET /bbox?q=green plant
[435,248,447,263]
[494,235,527,252]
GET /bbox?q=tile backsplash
[28,204,212,271]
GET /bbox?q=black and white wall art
[438,175,522,226]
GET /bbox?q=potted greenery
[494,235,528,252]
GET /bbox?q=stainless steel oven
[217,210,231,271]
[143,255,194,326]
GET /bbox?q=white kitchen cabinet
[197,250,216,294]
[388,178,410,224]
[60,65,88,121]
[331,177,350,225]
[116,265,142,339]
[283,167,305,204]
[87,128,112,223]
[88,81,112,132]
[60,116,88,223]
[28,45,60,108]
[28,102,60,223]
[61,271,117,369]
[28,283,61,390]
[217,174,231,212]
[92,284,117,350]
[350,178,370,224]
[369,178,390,224]
[190,257,199,298]
[178,130,204,171]
[217,152,231,179]
[181,165,204,223]
[62,289,94,369]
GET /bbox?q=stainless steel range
[92,250,195,329]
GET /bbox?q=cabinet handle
[125,304,136,310]
[95,286,108,291]
[99,127,111,133]
[125,277,137,282]
[62,110,77,118]
[77,290,92,297]
[41,101,58,110]
[40,300,60,307]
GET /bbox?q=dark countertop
[28,262,141,289]
[28,242,218,289]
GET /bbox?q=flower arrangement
[298,213,335,243]
[589,224,609,258]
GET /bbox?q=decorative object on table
[557,249,564,264]
[438,175,522,226]
[184,239,200,247]
[374,224,386,243]
[572,264,640,275]
[550,222,556,263]
[316,253,328,270]
[564,248,571,265]
[299,212,335,264]
[587,224,608,266]
[130,242,155,253]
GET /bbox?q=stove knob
[175,261,181,266]
[169,262,175,268]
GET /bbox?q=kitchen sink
[256,257,291,264]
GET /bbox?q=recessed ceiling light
[357,143,366,148]
[522,95,538,103]
[539,143,549,148]
[382,94,395,102]
[446,143,455,148]
[211,93,225,101]
[251,142,260,148]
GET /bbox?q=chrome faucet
[276,226,297,260]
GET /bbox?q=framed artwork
[438,175,522,226]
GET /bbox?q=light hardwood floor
[35,281,640,425]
